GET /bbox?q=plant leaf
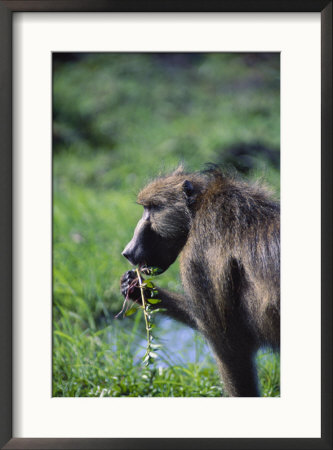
[150,308,167,314]
[143,353,150,363]
[147,298,162,304]
[125,306,138,317]
[150,343,161,349]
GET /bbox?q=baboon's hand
[120,270,144,302]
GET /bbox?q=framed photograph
[0,1,331,449]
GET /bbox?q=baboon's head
[122,167,205,274]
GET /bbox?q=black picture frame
[0,1,331,449]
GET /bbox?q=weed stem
[136,268,151,353]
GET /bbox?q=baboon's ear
[183,180,194,196]
[182,180,196,205]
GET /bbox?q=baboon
[120,166,280,397]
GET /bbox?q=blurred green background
[53,53,280,397]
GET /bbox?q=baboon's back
[180,172,280,348]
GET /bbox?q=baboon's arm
[151,287,197,329]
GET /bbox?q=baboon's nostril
[122,248,135,263]
[122,250,130,259]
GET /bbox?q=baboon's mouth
[140,265,164,276]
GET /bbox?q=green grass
[53,307,279,397]
[53,53,280,397]
[53,310,225,397]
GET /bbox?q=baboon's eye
[147,203,163,213]
[150,204,160,211]
[142,204,162,222]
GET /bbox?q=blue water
[109,315,214,368]
[141,317,214,368]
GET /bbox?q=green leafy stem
[116,268,166,366]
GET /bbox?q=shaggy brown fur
[121,166,280,397]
